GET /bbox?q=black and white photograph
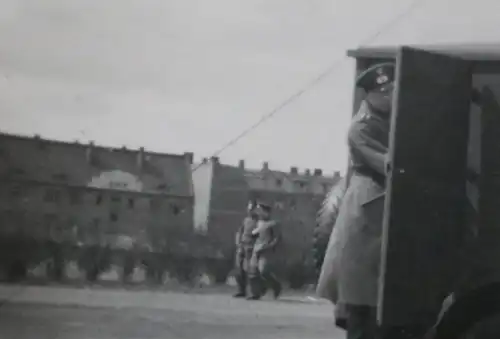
[0,0,500,338]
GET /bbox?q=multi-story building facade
[192,156,341,286]
[0,132,195,283]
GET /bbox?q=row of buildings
[192,157,340,268]
[0,132,341,284]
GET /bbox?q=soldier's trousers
[248,252,281,297]
[235,248,253,295]
[346,305,426,339]
[235,263,248,295]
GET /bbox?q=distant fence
[0,234,231,285]
[0,234,317,289]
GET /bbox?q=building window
[275,179,283,187]
[322,184,330,193]
[289,199,297,210]
[110,195,121,203]
[128,198,135,209]
[171,203,181,215]
[96,194,103,205]
[157,183,169,191]
[110,212,118,222]
[44,188,61,203]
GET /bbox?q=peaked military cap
[356,62,396,92]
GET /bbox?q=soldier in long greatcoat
[316,63,395,339]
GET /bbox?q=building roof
[0,132,193,197]
[200,157,341,195]
[347,43,500,61]
[244,168,339,194]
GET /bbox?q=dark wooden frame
[347,44,500,332]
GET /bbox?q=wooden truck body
[347,44,500,337]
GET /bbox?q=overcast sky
[0,0,499,175]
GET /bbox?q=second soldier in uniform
[247,202,283,300]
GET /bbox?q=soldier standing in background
[247,202,282,300]
[233,200,258,298]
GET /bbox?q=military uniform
[233,202,258,298]
[247,203,282,300]
[316,63,394,338]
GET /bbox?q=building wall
[191,161,214,234]
[208,159,249,256]
[192,157,342,285]
[244,166,338,195]
[0,133,193,197]
[0,180,193,248]
[0,132,195,282]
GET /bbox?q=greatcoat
[316,100,389,307]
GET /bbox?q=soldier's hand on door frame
[384,154,392,175]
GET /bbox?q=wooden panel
[378,47,472,326]
[479,86,500,232]
[473,86,500,285]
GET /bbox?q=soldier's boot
[247,276,263,300]
[264,272,282,299]
[233,290,246,298]
[273,281,282,300]
[247,283,267,300]
[233,269,247,298]
[259,268,281,300]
